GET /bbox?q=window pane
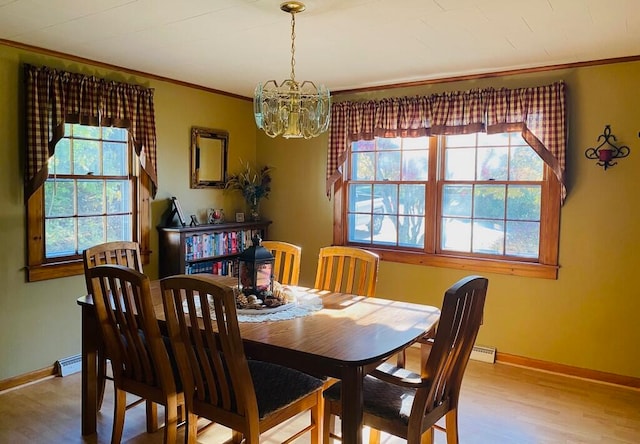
[441,217,471,252]
[506,221,540,257]
[103,142,128,176]
[352,152,375,180]
[402,150,428,181]
[78,216,105,253]
[49,139,71,174]
[349,184,372,213]
[442,185,472,217]
[45,218,76,257]
[106,180,131,213]
[377,151,400,180]
[510,146,543,180]
[473,220,504,254]
[445,147,476,180]
[477,132,509,146]
[445,133,476,147]
[103,126,127,142]
[473,185,506,219]
[399,184,425,216]
[507,185,541,220]
[73,140,100,174]
[107,215,132,242]
[348,213,372,243]
[477,147,508,180]
[72,124,100,139]
[403,137,428,149]
[44,180,75,217]
[398,216,424,248]
[376,137,400,150]
[77,180,104,215]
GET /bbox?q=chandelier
[253,1,331,139]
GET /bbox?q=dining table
[77,276,440,444]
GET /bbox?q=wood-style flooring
[1,348,639,443]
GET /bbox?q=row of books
[185,229,262,261]
[185,259,237,276]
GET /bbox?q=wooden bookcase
[157,220,271,278]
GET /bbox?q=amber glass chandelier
[253,1,331,139]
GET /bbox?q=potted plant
[225,160,272,221]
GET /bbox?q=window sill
[361,247,559,279]
[27,260,84,282]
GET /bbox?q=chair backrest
[314,246,379,296]
[419,275,488,415]
[160,275,260,429]
[85,264,176,393]
[83,241,143,292]
[261,240,302,286]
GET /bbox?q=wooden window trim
[333,136,561,280]
[26,154,151,283]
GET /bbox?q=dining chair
[160,274,324,444]
[322,275,488,444]
[85,264,183,444]
[82,241,144,414]
[314,246,379,297]
[261,240,302,285]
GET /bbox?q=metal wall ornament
[584,125,631,170]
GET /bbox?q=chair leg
[163,396,178,444]
[185,412,199,444]
[146,400,158,432]
[322,408,333,443]
[419,427,434,444]
[97,352,108,410]
[445,409,459,444]
[310,392,321,444]
[368,427,381,444]
[232,430,243,443]
[111,388,127,444]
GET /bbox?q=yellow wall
[1,40,639,382]
[0,43,255,379]
[259,62,640,379]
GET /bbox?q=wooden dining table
[77,277,440,443]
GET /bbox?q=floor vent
[470,345,496,363]
[56,354,82,377]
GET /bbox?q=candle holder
[584,125,631,170]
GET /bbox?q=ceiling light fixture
[253,1,330,139]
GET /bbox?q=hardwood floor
[1,348,639,443]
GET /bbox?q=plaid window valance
[24,64,158,198]
[326,81,567,203]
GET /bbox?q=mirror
[190,126,228,188]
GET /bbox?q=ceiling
[1,0,639,98]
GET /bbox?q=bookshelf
[157,220,271,278]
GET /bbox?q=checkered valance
[326,81,567,203]
[24,64,158,198]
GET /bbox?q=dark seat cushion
[248,360,324,419]
[323,364,419,425]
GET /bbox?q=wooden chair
[85,264,183,444]
[160,274,324,444]
[261,240,302,285]
[314,246,379,296]
[322,275,488,444]
[82,241,144,413]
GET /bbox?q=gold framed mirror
[190,126,228,188]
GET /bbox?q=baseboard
[0,365,57,393]
[496,352,640,390]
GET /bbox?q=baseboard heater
[470,345,496,363]
[56,354,82,377]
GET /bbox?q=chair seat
[249,360,324,419]
[324,364,419,425]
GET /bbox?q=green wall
[1,41,639,382]
[259,62,640,379]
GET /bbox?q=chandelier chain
[290,12,296,82]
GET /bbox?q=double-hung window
[44,124,134,259]
[340,131,560,279]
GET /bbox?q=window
[27,124,151,281]
[337,132,560,279]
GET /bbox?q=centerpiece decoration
[225,160,272,221]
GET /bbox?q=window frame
[333,135,561,279]
[26,128,151,282]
